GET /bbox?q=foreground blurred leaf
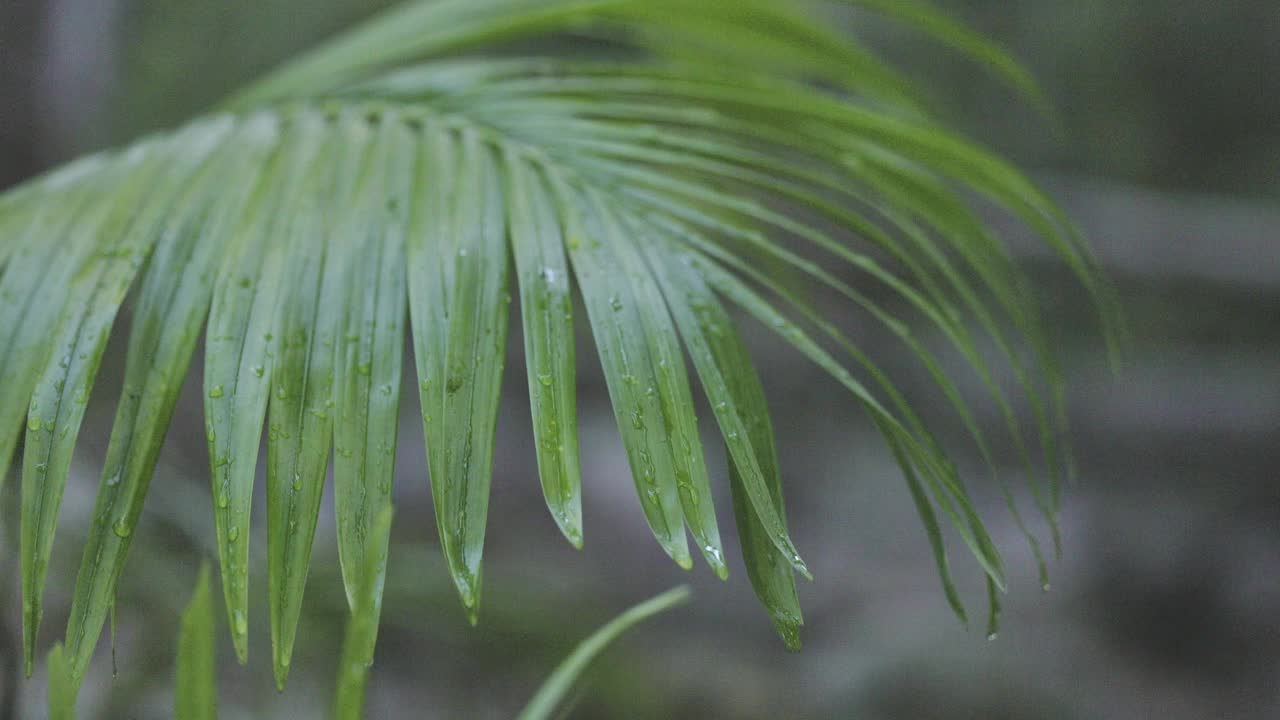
[175,564,217,720]
[517,585,692,720]
[47,644,74,720]
[332,508,394,720]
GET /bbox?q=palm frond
[0,0,1122,697]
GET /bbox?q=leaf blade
[265,114,347,689]
[517,585,691,720]
[331,113,410,636]
[20,119,231,676]
[47,643,75,720]
[551,176,692,571]
[641,235,805,644]
[175,564,217,720]
[204,114,326,662]
[432,130,512,618]
[63,116,281,684]
[504,153,584,548]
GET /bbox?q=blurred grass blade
[175,564,217,720]
[503,153,583,548]
[332,507,394,720]
[519,584,696,717]
[517,585,692,720]
[47,643,74,720]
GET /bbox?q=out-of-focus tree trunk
[37,0,122,160]
[0,3,43,189]
[0,0,121,190]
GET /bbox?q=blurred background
[1,1,1278,718]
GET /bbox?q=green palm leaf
[0,0,1121,701]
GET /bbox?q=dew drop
[111,519,131,538]
[446,372,463,394]
[208,385,225,399]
